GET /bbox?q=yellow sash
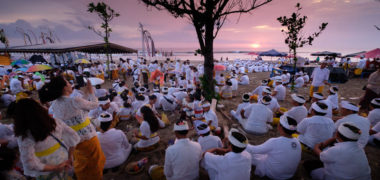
[35,143,61,157]
[71,118,91,131]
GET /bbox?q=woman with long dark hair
[38,76,105,180]
[12,98,80,179]
[134,105,164,151]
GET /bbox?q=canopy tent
[259,49,287,57]
[0,42,137,54]
[343,51,366,58]
[311,51,341,57]
[29,55,47,64]
[355,48,380,59]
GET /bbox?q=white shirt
[261,97,280,113]
[35,81,44,90]
[252,85,266,99]
[239,75,249,85]
[197,135,223,152]
[95,89,108,98]
[297,115,335,148]
[335,114,370,148]
[173,91,187,103]
[118,107,132,120]
[230,78,238,91]
[0,93,15,107]
[70,89,83,99]
[98,128,132,169]
[274,84,286,101]
[246,137,301,180]
[10,78,24,94]
[160,95,177,111]
[327,94,339,110]
[232,102,251,121]
[204,151,252,180]
[135,121,163,148]
[285,105,308,124]
[242,104,273,134]
[320,141,371,180]
[368,108,380,127]
[294,76,304,88]
[203,110,218,128]
[311,67,330,87]
[164,138,202,180]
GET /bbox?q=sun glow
[250,43,261,48]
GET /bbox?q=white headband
[340,101,359,112]
[280,115,297,131]
[174,121,189,131]
[338,123,361,140]
[260,96,271,105]
[313,93,324,100]
[202,103,211,108]
[99,99,110,105]
[371,98,380,106]
[228,128,248,148]
[329,86,338,94]
[196,123,210,135]
[291,94,306,104]
[312,102,328,114]
[98,112,113,122]
[162,87,168,93]
[153,88,160,92]
[242,93,250,102]
[263,87,271,94]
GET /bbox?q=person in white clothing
[309,62,330,100]
[368,98,380,127]
[294,73,305,88]
[240,100,273,134]
[259,95,280,114]
[202,102,219,130]
[309,92,333,118]
[97,112,132,169]
[149,121,202,180]
[284,94,308,124]
[203,128,252,180]
[88,96,119,126]
[10,76,25,95]
[231,93,251,122]
[297,102,335,150]
[246,115,301,180]
[159,87,177,111]
[272,80,286,101]
[196,122,223,152]
[238,73,249,85]
[306,122,371,180]
[230,75,238,97]
[327,86,339,114]
[0,88,15,107]
[335,101,370,148]
[118,101,132,121]
[33,75,44,90]
[251,80,268,100]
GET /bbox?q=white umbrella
[84,77,104,86]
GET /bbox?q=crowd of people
[0,56,379,180]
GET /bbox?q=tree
[87,2,120,79]
[140,0,272,100]
[0,29,9,49]
[277,3,327,90]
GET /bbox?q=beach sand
[102,71,380,180]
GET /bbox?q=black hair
[0,147,18,176]
[100,121,112,132]
[13,98,56,142]
[176,130,189,135]
[136,94,145,101]
[263,95,272,103]
[141,106,159,133]
[280,116,298,135]
[230,132,247,153]
[38,76,67,103]
[95,84,101,89]
[194,92,202,101]
[337,123,361,142]
[123,101,131,108]
[197,124,210,136]
[313,102,328,116]
[98,96,109,102]
[119,81,125,87]
[149,95,157,100]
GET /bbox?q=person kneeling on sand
[97,112,132,170]
[149,121,202,180]
[246,115,301,180]
[231,93,251,122]
[202,128,252,180]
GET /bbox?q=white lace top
[17,119,80,177]
[50,94,98,142]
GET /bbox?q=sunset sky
[0,0,379,54]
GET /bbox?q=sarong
[309,86,324,97]
[74,136,105,180]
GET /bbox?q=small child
[119,101,132,121]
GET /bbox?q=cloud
[252,25,282,31]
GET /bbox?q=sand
[101,71,380,180]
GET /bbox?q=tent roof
[343,51,366,58]
[0,42,137,54]
[258,49,287,57]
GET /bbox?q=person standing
[359,60,380,112]
[39,76,105,180]
[309,62,330,101]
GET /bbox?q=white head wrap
[291,94,306,104]
[99,98,110,105]
[311,102,328,114]
[313,92,324,100]
[202,102,211,108]
[371,98,380,106]
[280,115,297,131]
[242,93,250,102]
[228,128,248,148]
[329,86,338,94]
[338,122,361,140]
[340,101,359,112]
[162,87,168,93]
[260,96,271,105]
[262,87,271,94]
[174,121,189,131]
[196,122,210,135]
[98,112,113,122]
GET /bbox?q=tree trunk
[202,21,215,101]
[291,48,297,91]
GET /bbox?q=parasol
[214,64,226,71]
[11,59,29,66]
[15,67,28,72]
[258,49,287,57]
[355,48,380,59]
[75,59,91,64]
[26,64,52,72]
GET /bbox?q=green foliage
[199,75,219,102]
[0,29,9,48]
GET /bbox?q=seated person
[202,102,219,130]
[196,122,223,152]
[297,102,335,151]
[94,84,108,98]
[0,88,15,107]
[118,101,132,121]
[97,112,132,169]
[327,86,339,114]
[246,115,301,180]
[203,128,251,180]
[272,79,286,101]
[231,93,251,122]
[159,87,177,111]
[240,100,273,134]
[306,122,371,180]
[238,73,249,85]
[134,106,165,151]
[220,80,233,99]
[251,80,268,100]
[284,94,308,124]
[89,96,120,126]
